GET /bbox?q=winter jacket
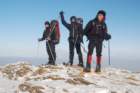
[84,19,108,41]
[60,14,83,42]
[41,27,57,42]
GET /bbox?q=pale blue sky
[0,0,140,62]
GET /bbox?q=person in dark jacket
[60,11,84,67]
[38,20,60,65]
[76,17,84,67]
[77,18,84,43]
[84,10,111,72]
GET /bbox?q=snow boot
[95,56,101,72]
[47,61,55,65]
[78,63,84,67]
[51,61,55,65]
[63,62,71,66]
[84,55,92,72]
[84,63,91,72]
[69,61,73,66]
[78,55,84,67]
[95,64,101,72]
[46,61,52,65]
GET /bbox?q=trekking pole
[36,41,40,58]
[108,40,111,66]
[47,41,55,63]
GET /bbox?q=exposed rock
[1,62,32,80]
[18,82,45,93]
[66,77,93,85]
[47,75,65,80]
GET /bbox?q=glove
[46,37,51,41]
[53,40,59,44]
[38,38,43,42]
[104,33,111,41]
[60,11,64,16]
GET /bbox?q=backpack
[51,20,60,44]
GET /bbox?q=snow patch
[0,62,139,93]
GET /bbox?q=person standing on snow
[60,11,84,67]
[76,17,84,67]
[38,20,60,65]
[84,10,111,72]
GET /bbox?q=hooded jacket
[60,14,83,41]
[84,16,107,41]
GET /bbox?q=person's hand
[46,37,51,41]
[60,11,64,16]
[53,40,59,44]
[38,38,42,42]
[104,33,111,41]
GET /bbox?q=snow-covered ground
[0,62,140,93]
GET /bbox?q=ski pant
[46,41,56,64]
[69,40,83,65]
[87,40,103,65]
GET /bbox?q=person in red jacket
[84,10,111,72]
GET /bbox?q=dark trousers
[87,40,103,64]
[69,40,83,65]
[46,41,56,64]
[88,40,103,56]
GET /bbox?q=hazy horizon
[0,55,139,72]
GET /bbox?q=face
[98,14,104,22]
[71,18,76,24]
[77,19,81,24]
[45,24,49,28]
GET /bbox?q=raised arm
[60,11,70,30]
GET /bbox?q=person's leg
[76,43,83,67]
[46,42,52,65]
[47,41,56,65]
[69,41,75,65]
[95,41,103,72]
[84,41,95,72]
[51,42,56,65]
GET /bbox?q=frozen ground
[0,62,140,93]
